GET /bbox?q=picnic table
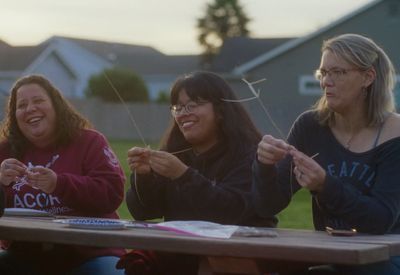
[0,215,398,274]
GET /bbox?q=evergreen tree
[197,0,250,66]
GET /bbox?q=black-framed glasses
[170,101,209,117]
[314,68,361,81]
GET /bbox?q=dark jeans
[0,250,123,275]
[335,256,400,275]
[307,256,400,275]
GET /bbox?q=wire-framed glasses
[314,68,361,81]
[170,101,209,117]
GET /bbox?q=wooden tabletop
[0,216,397,267]
[277,228,400,257]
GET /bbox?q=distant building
[211,36,293,73]
[0,37,110,98]
[0,36,199,100]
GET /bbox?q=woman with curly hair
[0,75,125,275]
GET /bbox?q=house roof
[49,36,199,75]
[211,36,293,73]
[0,35,199,77]
[51,36,164,59]
[102,52,199,75]
[0,40,10,48]
[25,37,112,78]
[233,0,382,75]
[0,43,46,71]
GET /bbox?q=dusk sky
[0,0,374,54]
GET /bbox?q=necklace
[345,133,357,149]
[345,121,385,150]
[344,127,365,149]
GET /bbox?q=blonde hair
[314,33,396,126]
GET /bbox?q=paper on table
[155,220,238,238]
[53,218,128,230]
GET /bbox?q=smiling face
[15,83,57,147]
[319,50,370,115]
[174,89,219,153]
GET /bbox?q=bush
[156,90,170,103]
[86,67,149,102]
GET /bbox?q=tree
[155,90,170,103]
[197,0,250,65]
[86,67,149,102]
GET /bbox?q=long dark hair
[160,71,261,170]
[0,74,92,158]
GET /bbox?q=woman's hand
[26,166,57,193]
[149,150,188,180]
[257,135,291,165]
[127,147,151,174]
[0,159,27,186]
[290,149,326,192]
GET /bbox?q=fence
[69,98,171,142]
[0,97,296,142]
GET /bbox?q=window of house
[299,75,321,96]
[394,75,400,110]
[299,75,400,104]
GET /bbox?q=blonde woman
[253,34,400,274]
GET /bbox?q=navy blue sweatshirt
[127,142,276,227]
[253,111,400,234]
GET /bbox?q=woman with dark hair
[253,34,400,274]
[118,71,276,274]
[0,75,125,275]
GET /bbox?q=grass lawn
[109,139,314,230]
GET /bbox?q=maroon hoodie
[0,129,125,274]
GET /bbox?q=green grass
[109,139,134,219]
[277,188,313,229]
[109,139,314,229]
[109,140,159,219]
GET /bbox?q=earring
[362,86,368,98]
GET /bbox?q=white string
[103,71,147,206]
[103,72,147,147]
[221,78,320,198]
[221,78,286,140]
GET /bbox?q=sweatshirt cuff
[173,167,194,185]
[52,174,67,197]
[316,175,339,205]
[130,172,154,206]
[253,159,275,177]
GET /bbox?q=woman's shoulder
[74,129,108,144]
[291,110,321,132]
[379,113,400,144]
[296,110,319,123]
[385,112,400,129]
[79,128,105,137]
[0,141,11,157]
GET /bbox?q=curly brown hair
[0,74,92,158]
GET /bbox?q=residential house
[0,37,112,98]
[0,36,199,100]
[64,37,199,99]
[211,36,293,73]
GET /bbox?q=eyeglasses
[170,101,209,117]
[314,68,361,81]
